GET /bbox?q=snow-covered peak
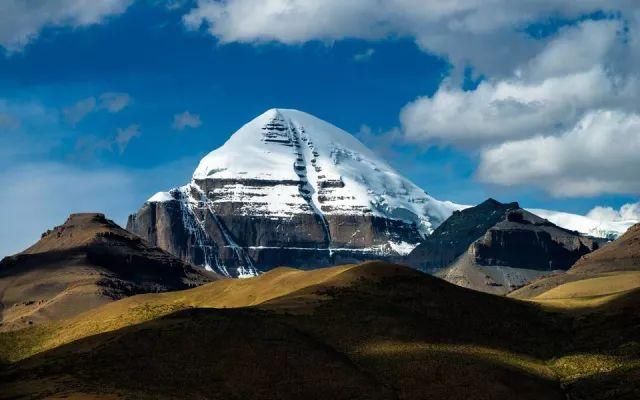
[192,108,464,235]
[193,108,383,180]
[148,191,175,202]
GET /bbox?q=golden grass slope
[1,261,639,400]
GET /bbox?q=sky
[1,0,639,257]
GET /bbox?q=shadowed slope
[1,262,567,400]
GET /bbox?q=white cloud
[400,20,633,147]
[587,203,640,223]
[115,124,141,153]
[398,17,640,197]
[353,48,375,62]
[172,111,202,130]
[63,96,97,125]
[401,66,626,147]
[99,92,132,112]
[63,92,131,125]
[182,0,637,77]
[0,0,133,52]
[477,110,640,196]
[522,20,622,80]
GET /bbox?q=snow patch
[148,191,175,202]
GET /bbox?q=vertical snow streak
[288,118,332,247]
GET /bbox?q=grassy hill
[1,261,639,399]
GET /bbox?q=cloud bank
[0,0,133,52]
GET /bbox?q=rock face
[510,223,640,299]
[405,199,520,272]
[0,213,216,330]
[407,199,606,295]
[127,108,462,277]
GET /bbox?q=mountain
[0,213,216,330]
[2,261,639,399]
[510,223,640,302]
[127,109,463,277]
[405,198,520,272]
[407,199,605,294]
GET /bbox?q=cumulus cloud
[0,0,133,52]
[182,0,637,77]
[63,92,132,125]
[400,20,632,147]
[401,67,627,147]
[587,202,640,222]
[399,16,640,197]
[477,110,640,196]
[353,48,375,62]
[172,111,202,130]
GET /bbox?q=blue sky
[1,1,639,256]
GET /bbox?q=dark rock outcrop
[407,199,606,295]
[127,188,423,276]
[510,223,640,299]
[405,198,519,272]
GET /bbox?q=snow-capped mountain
[128,109,464,277]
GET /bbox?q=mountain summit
[128,109,462,277]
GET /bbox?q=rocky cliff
[407,199,606,294]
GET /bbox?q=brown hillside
[0,213,216,330]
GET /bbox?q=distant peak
[482,198,501,206]
[478,198,519,210]
[65,213,108,226]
